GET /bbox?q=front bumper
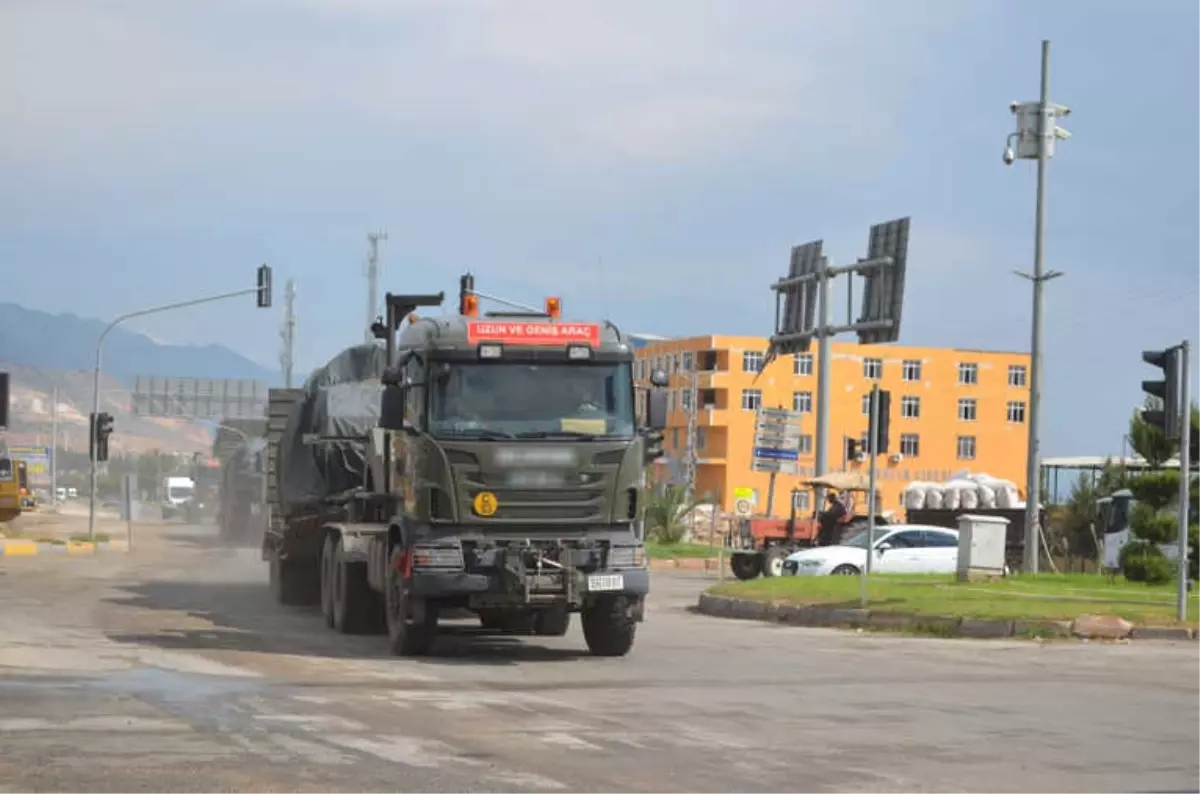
[412,565,650,602]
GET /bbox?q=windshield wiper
[516,430,610,440]
[443,427,515,440]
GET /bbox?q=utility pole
[279,279,297,387]
[365,231,388,344]
[1175,341,1190,622]
[50,387,58,506]
[1004,39,1071,574]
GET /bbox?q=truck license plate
[587,574,624,592]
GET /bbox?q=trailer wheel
[332,538,378,635]
[533,606,571,637]
[320,534,337,628]
[582,596,637,657]
[385,547,436,656]
[269,549,319,607]
[730,553,762,581]
[762,547,788,578]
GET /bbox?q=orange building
[634,335,1031,518]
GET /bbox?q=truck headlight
[609,544,645,569]
[412,542,465,570]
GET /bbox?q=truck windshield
[167,487,192,502]
[430,362,635,439]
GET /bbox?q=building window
[793,490,811,513]
[900,434,920,457]
[681,389,694,412]
[696,427,707,450]
[799,434,813,454]
[958,398,977,422]
[957,435,977,460]
[900,395,921,419]
[671,428,680,448]
[861,394,871,416]
[1008,364,1027,387]
[958,362,978,385]
[1007,400,1027,424]
[902,359,922,382]
[741,389,762,411]
[863,358,883,379]
[743,351,764,373]
[682,352,694,372]
[667,390,676,412]
[794,354,813,376]
[793,391,813,413]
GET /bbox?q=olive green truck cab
[263,283,669,657]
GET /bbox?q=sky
[1,0,1197,458]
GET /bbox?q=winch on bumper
[407,537,650,612]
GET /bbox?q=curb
[695,593,1198,642]
[0,538,129,557]
[650,557,721,572]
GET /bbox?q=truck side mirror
[646,388,668,431]
[649,368,669,388]
[379,384,407,431]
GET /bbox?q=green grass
[708,573,1199,627]
[645,541,719,559]
[69,533,110,543]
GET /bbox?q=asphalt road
[0,522,1196,793]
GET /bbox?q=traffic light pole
[860,383,880,608]
[1176,340,1190,623]
[87,286,263,540]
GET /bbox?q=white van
[162,476,195,520]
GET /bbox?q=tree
[641,483,701,545]
[1128,397,1177,468]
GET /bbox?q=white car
[782,525,961,576]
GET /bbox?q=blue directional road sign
[751,407,804,474]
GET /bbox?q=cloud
[0,0,971,169]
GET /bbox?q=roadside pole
[1176,340,1191,622]
[860,384,880,608]
[88,271,272,540]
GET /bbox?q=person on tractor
[816,491,848,546]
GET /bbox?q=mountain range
[0,302,277,461]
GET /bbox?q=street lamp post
[87,272,272,540]
[1003,39,1072,574]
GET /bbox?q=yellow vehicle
[0,451,22,523]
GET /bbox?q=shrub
[1129,471,1180,511]
[1130,501,1178,545]
[1120,540,1172,585]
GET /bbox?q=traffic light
[1141,347,1182,439]
[256,264,273,308]
[869,389,892,454]
[845,437,859,460]
[90,411,114,462]
[458,273,476,315]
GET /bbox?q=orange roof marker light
[545,297,562,319]
[462,294,479,317]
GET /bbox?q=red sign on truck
[467,321,601,347]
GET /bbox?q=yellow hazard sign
[472,491,499,517]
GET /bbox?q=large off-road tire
[761,547,788,578]
[320,534,338,628]
[581,595,637,657]
[730,553,762,581]
[269,549,320,607]
[533,606,571,637]
[385,547,437,656]
[333,537,383,635]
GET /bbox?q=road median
[697,573,1198,641]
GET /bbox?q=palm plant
[641,483,701,544]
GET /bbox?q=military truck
[217,437,270,545]
[262,279,668,657]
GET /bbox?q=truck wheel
[581,595,636,657]
[761,547,788,578]
[333,538,379,635]
[533,606,571,637]
[320,534,338,628]
[385,547,436,656]
[730,554,762,581]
